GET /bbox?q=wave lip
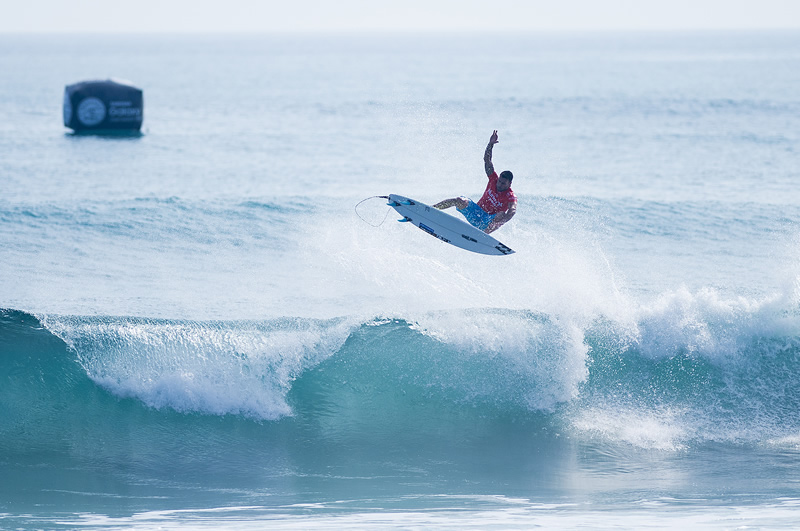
[409,309,589,412]
[40,314,358,420]
[577,286,800,448]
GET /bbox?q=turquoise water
[2,31,800,528]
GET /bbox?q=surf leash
[355,195,391,227]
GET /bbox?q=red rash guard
[477,172,516,214]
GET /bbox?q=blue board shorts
[456,199,495,231]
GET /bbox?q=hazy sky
[3,0,799,33]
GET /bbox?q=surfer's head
[497,171,513,191]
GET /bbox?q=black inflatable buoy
[63,79,143,133]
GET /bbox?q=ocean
[2,30,800,529]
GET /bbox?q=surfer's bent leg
[434,197,468,210]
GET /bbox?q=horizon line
[3,27,800,35]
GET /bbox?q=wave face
[4,289,800,459]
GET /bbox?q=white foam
[632,285,800,362]
[572,406,691,451]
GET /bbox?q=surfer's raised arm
[484,129,499,177]
[434,129,516,235]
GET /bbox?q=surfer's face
[497,176,512,192]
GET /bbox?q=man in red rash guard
[434,130,517,234]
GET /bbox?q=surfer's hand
[489,130,499,145]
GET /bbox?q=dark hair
[499,170,513,181]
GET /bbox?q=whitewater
[2,31,800,529]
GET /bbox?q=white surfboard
[387,194,514,256]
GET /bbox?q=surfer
[433,130,517,234]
